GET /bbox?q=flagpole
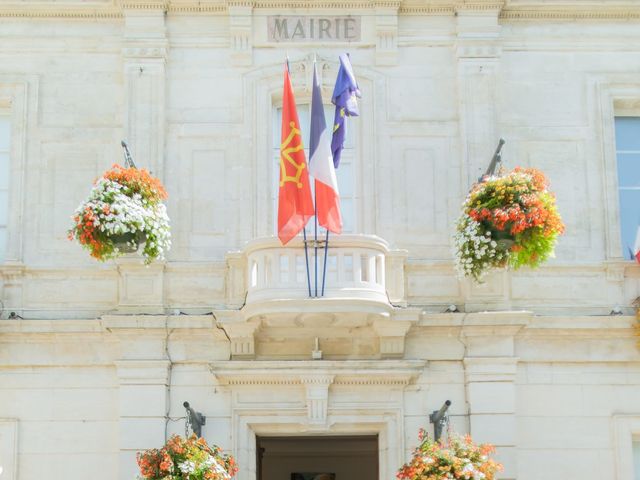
[321,229,330,297]
[314,189,318,297]
[313,55,319,298]
[302,227,312,298]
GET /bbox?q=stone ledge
[240,297,394,321]
[101,314,217,330]
[0,0,638,20]
[418,311,532,327]
[210,359,426,386]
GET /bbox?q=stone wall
[0,1,640,480]
[0,313,637,479]
[0,2,640,316]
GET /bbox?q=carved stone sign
[268,16,361,42]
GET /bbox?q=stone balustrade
[225,235,407,319]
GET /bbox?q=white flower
[178,461,196,474]
[72,178,171,263]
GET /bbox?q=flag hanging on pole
[309,63,342,235]
[277,62,314,245]
[331,53,361,169]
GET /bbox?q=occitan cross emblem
[280,121,306,188]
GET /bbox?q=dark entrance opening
[257,435,378,480]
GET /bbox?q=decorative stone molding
[253,0,370,7]
[215,359,417,480]
[168,4,226,13]
[500,7,640,21]
[0,6,123,19]
[230,409,405,480]
[301,375,334,427]
[399,5,453,14]
[210,359,425,386]
[118,0,170,10]
[216,311,260,359]
[372,318,412,359]
[454,1,505,14]
[374,1,400,65]
[0,1,639,20]
[228,1,253,66]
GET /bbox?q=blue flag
[331,53,361,168]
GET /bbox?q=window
[272,104,357,234]
[615,116,640,259]
[0,115,9,263]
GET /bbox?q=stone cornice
[500,6,640,20]
[118,0,169,10]
[0,0,639,20]
[210,359,426,386]
[0,6,123,19]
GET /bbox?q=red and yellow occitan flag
[277,64,314,245]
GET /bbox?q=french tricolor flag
[309,62,342,234]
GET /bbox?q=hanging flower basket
[137,434,238,480]
[454,167,564,281]
[68,164,171,264]
[397,430,502,480]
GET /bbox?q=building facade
[1,1,640,479]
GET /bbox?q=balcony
[226,235,406,320]
[221,235,412,360]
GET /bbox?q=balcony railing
[225,235,407,318]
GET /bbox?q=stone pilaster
[464,357,517,479]
[385,249,408,307]
[374,1,400,65]
[228,1,253,66]
[121,0,168,175]
[0,261,24,318]
[455,1,504,186]
[116,359,170,480]
[224,251,246,309]
[103,313,172,479]
[456,2,509,312]
[462,311,528,480]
